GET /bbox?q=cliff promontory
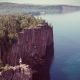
[0,15,54,80]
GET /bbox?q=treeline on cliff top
[0,15,45,44]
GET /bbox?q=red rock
[0,25,54,80]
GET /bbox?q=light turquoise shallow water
[40,11,80,80]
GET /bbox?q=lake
[40,11,80,80]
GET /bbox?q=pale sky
[0,0,80,5]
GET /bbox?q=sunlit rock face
[0,24,54,80]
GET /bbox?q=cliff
[0,23,54,80]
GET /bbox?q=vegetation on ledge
[0,15,45,46]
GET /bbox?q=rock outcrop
[0,24,54,80]
[0,64,32,80]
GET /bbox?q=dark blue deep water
[40,11,80,80]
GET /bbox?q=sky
[0,0,80,5]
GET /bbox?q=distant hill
[0,2,80,15]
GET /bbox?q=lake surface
[40,11,80,80]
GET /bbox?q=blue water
[40,11,80,80]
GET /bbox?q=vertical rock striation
[0,24,54,80]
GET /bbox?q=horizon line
[0,2,80,6]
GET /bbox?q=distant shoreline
[0,2,80,15]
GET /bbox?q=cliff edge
[0,15,54,80]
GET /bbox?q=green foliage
[0,15,45,40]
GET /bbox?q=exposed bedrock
[0,24,54,80]
[0,64,32,80]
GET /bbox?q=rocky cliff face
[0,24,54,80]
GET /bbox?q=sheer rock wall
[0,24,54,80]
